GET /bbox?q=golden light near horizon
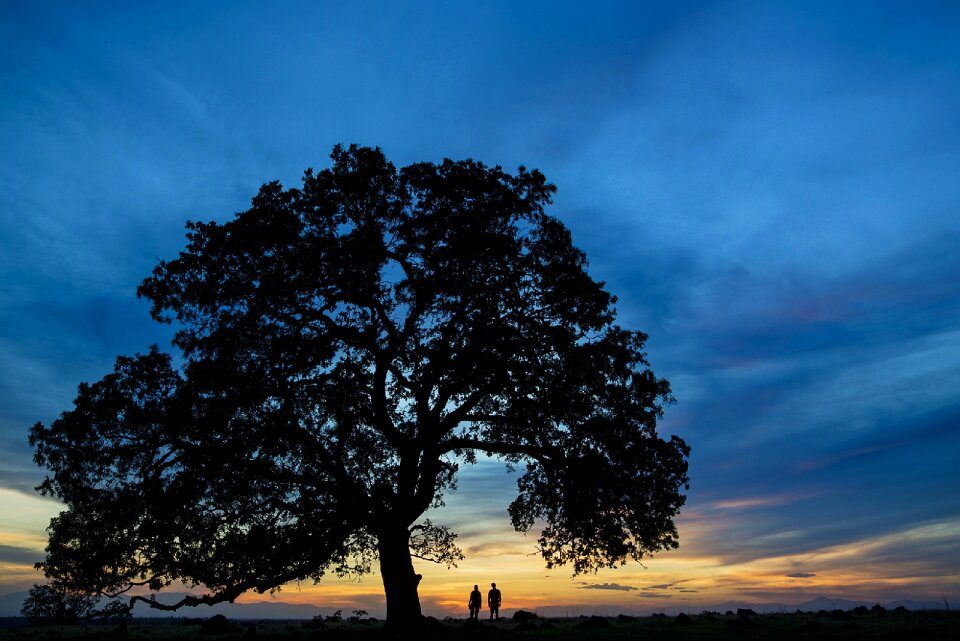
[2,464,958,615]
[0,488,59,550]
[266,513,960,618]
[0,488,61,590]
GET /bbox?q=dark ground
[2,609,958,640]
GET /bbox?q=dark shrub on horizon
[200,614,230,634]
[575,616,612,629]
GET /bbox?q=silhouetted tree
[21,583,95,624]
[19,582,127,624]
[30,145,689,629]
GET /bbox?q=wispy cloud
[0,544,43,566]
[578,582,638,592]
[711,493,816,510]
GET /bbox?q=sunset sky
[1,1,959,618]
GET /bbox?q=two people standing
[468,582,501,620]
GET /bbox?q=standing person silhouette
[468,584,482,620]
[487,582,502,620]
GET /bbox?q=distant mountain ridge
[0,590,946,619]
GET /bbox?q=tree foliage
[20,582,129,624]
[30,145,689,625]
[21,583,96,624]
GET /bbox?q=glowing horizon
[2,461,956,617]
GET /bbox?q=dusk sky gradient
[1,0,958,617]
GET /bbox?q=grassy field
[2,610,958,640]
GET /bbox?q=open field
[1,610,958,641]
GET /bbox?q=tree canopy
[30,145,689,628]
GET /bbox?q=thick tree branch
[437,388,488,433]
[373,359,406,447]
[126,565,303,612]
[437,436,554,464]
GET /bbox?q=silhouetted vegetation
[3,610,959,640]
[20,584,129,625]
[29,145,689,629]
[19,584,95,625]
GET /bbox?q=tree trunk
[378,524,423,629]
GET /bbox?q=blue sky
[1,1,958,613]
